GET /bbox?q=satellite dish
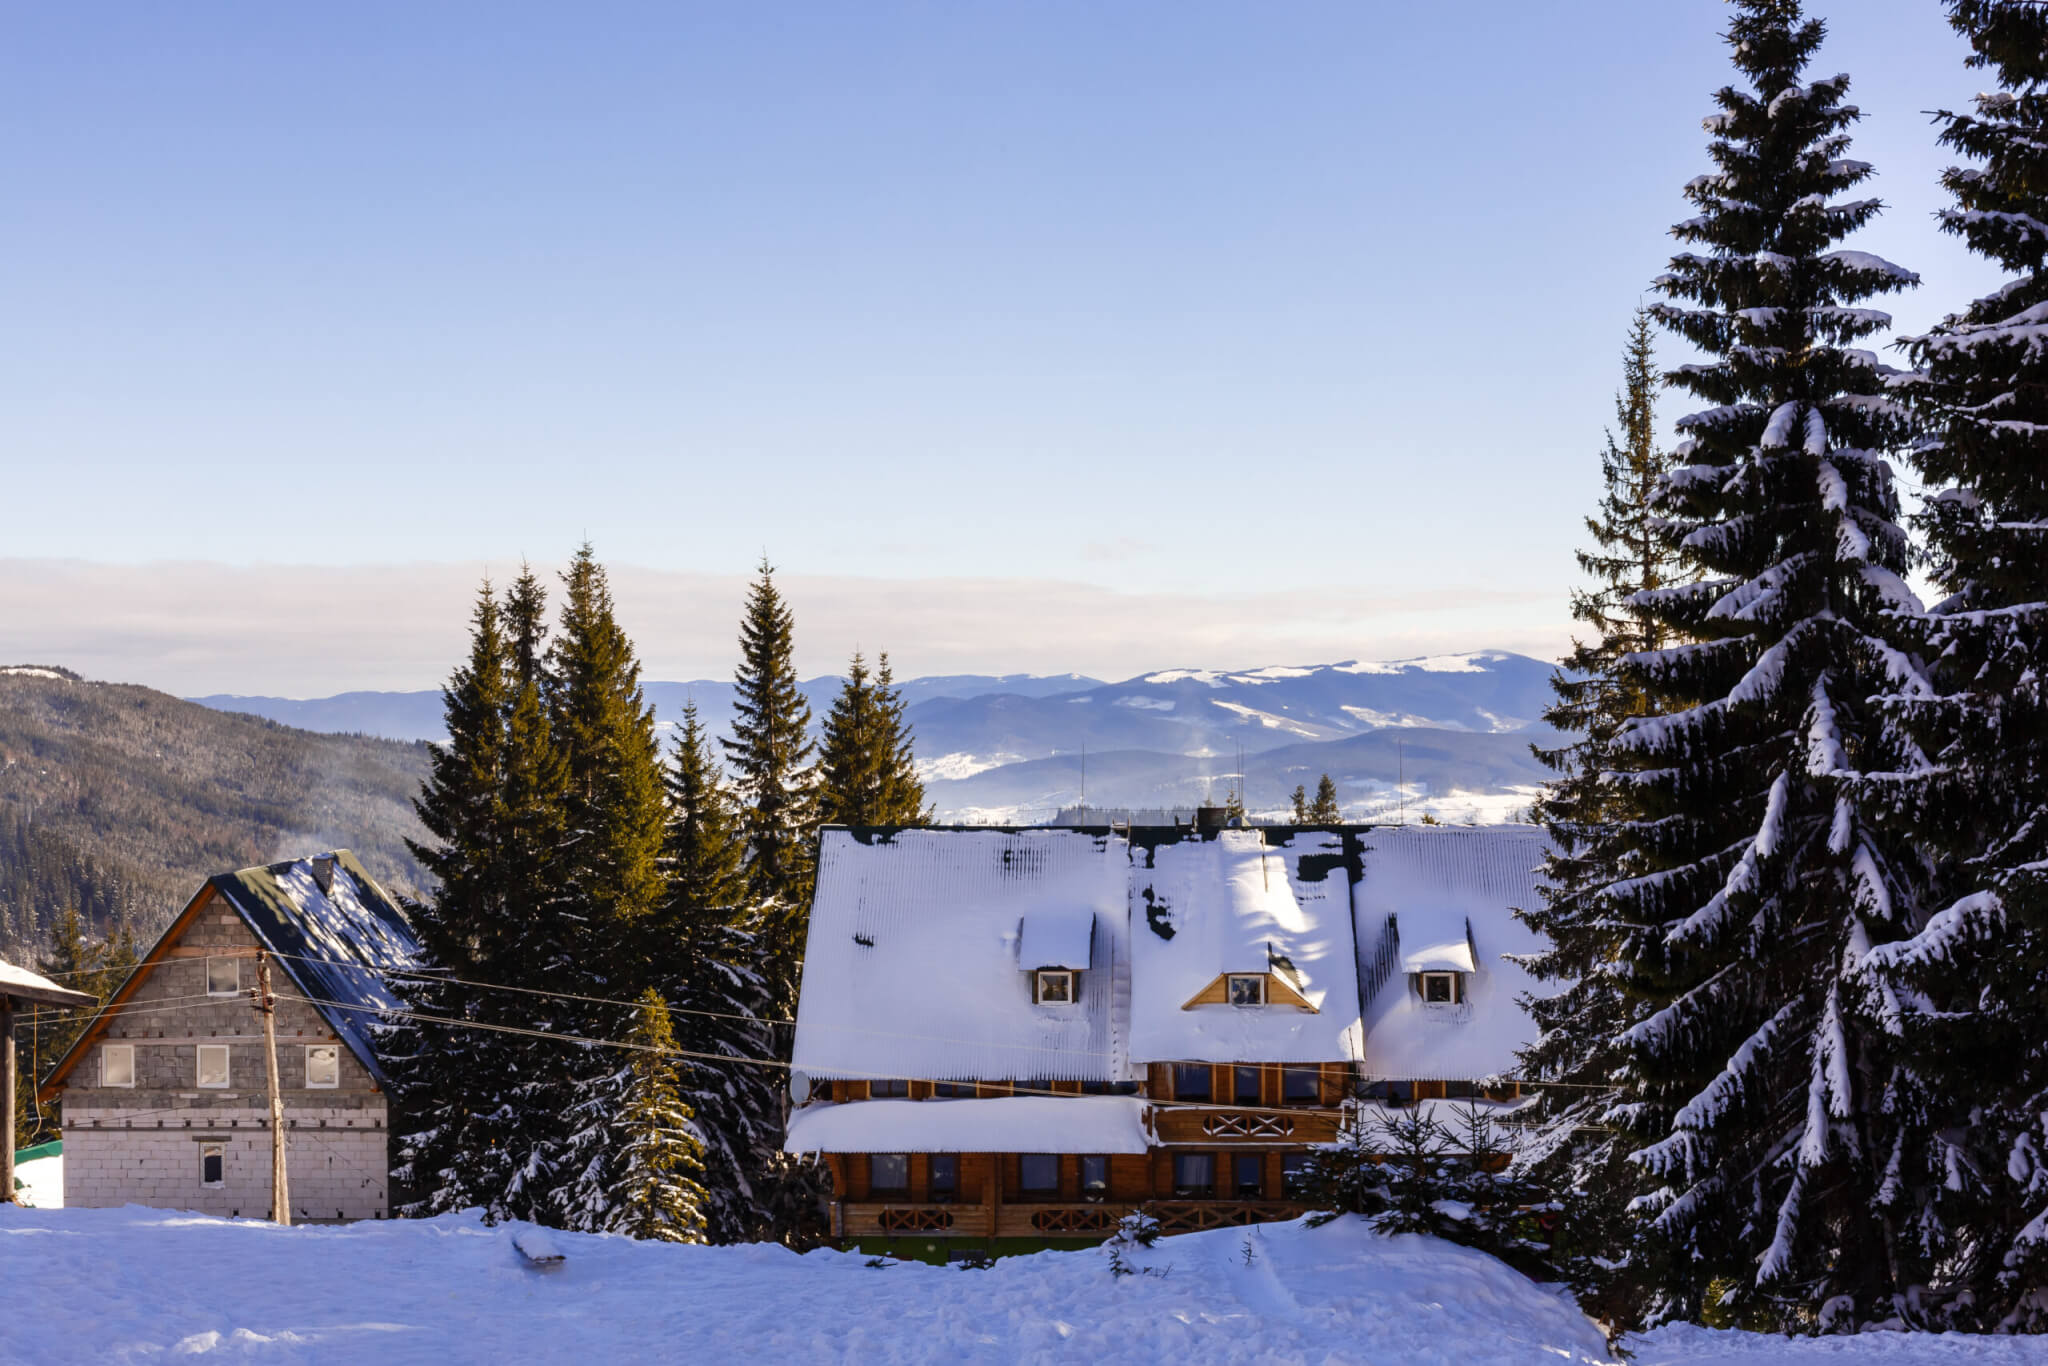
[789,1071,813,1106]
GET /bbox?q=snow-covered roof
[211,851,423,1085]
[1353,825,1551,1081]
[785,1095,1151,1155]
[0,955,95,1008]
[1127,830,1363,1065]
[791,828,1132,1082]
[1018,908,1094,970]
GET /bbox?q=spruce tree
[1307,774,1341,823]
[723,559,817,999]
[504,561,551,695]
[816,651,926,827]
[601,990,710,1243]
[1518,312,1689,1323]
[1290,784,1310,822]
[654,701,779,1243]
[1594,0,1929,1327]
[1857,0,2048,1328]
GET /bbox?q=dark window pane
[933,1081,973,1098]
[201,1147,223,1186]
[1444,1079,1476,1100]
[1227,974,1265,1006]
[1172,1153,1215,1197]
[870,1078,908,1098]
[1036,970,1073,1004]
[930,1154,958,1197]
[1281,1154,1313,1199]
[1234,1066,1262,1106]
[1020,1153,1059,1194]
[1173,1064,1212,1102]
[1422,973,1457,1004]
[1080,1155,1109,1197]
[1233,1155,1264,1198]
[870,1154,908,1192]
[1283,1067,1321,1104]
[1081,1080,1141,1096]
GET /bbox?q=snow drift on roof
[1019,908,1095,970]
[1128,830,1362,1065]
[0,955,86,1003]
[1398,907,1476,973]
[784,1096,1151,1155]
[793,829,1131,1082]
[1354,825,1551,1081]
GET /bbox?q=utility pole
[1,998,14,1205]
[255,952,290,1226]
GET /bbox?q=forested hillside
[0,666,430,962]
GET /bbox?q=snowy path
[1,1206,2040,1364]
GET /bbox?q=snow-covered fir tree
[1857,0,2048,1328]
[1520,311,1690,1326]
[601,990,710,1242]
[1308,774,1341,823]
[723,558,817,1006]
[654,701,781,1243]
[817,651,927,828]
[1597,0,1932,1328]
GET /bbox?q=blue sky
[0,2,2011,691]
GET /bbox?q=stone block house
[39,850,421,1221]
[782,820,1549,1254]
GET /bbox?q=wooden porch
[840,1200,1309,1240]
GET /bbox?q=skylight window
[1420,971,1462,1004]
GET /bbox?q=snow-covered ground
[2,1206,2037,1365]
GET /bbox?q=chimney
[311,855,335,895]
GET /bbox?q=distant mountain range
[194,652,1559,824]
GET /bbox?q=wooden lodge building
[38,851,422,1221]
[784,820,1550,1254]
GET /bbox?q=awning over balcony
[784,1095,1152,1155]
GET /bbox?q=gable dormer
[1179,968,1316,1011]
[1019,908,1094,1005]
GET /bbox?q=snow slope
[2,1205,2029,1365]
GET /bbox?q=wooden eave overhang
[1,978,95,1011]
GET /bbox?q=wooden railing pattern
[1201,1111,1295,1139]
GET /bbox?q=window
[1234,1066,1262,1107]
[1019,1153,1059,1196]
[1226,973,1266,1006]
[1282,1153,1314,1200]
[1173,1063,1213,1103]
[868,1154,908,1194]
[1172,1153,1215,1198]
[206,956,240,997]
[1081,1080,1141,1096]
[1233,1154,1264,1199]
[1080,1155,1109,1200]
[929,1154,959,1201]
[933,1081,974,1099]
[869,1078,908,1098]
[1283,1067,1322,1106]
[102,1044,135,1088]
[1363,1079,1413,1105]
[306,1045,340,1089]
[1420,971,1461,1004]
[199,1142,225,1188]
[197,1044,230,1089]
[1034,970,1074,1005]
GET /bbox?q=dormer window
[1035,969,1075,1004]
[1420,971,1463,1004]
[1226,973,1266,1006]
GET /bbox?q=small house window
[1226,974,1266,1006]
[197,1044,230,1089]
[930,1154,958,1201]
[206,956,240,997]
[1234,1066,1262,1107]
[869,1078,908,1098]
[1420,972,1461,1004]
[1233,1154,1265,1199]
[1081,1080,1141,1096]
[869,1153,908,1194]
[1172,1152,1215,1198]
[1019,1153,1059,1196]
[933,1081,973,1098]
[1283,1067,1321,1106]
[1035,970,1074,1005]
[1173,1063,1212,1103]
[200,1142,225,1187]
[1080,1155,1109,1200]
[306,1045,340,1089]
[102,1044,135,1088]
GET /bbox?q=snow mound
[1,1205,1615,1364]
